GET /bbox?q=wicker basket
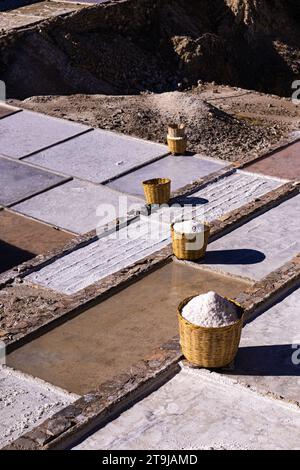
[167,136,187,155]
[171,222,210,260]
[167,123,187,155]
[178,296,244,368]
[142,178,171,204]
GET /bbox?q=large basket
[171,222,210,260]
[178,296,244,368]
[142,178,171,204]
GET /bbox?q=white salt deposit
[173,220,204,234]
[182,291,239,328]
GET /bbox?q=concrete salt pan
[73,368,300,450]
[244,140,300,181]
[26,216,170,294]
[13,179,144,234]
[163,170,282,223]
[0,365,77,449]
[197,193,300,280]
[224,287,300,402]
[0,110,89,159]
[26,129,168,183]
[0,156,67,206]
[107,155,227,198]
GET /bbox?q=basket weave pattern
[167,136,187,154]
[167,123,187,154]
[171,223,210,260]
[143,178,171,204]
[178,296,244,368]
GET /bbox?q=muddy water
[7,262,251,395]
[244,141,300,181]
[0,210,74,273]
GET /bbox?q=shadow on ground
[230,344,300,377]
[0,240,34,273]
[201,248,266,265]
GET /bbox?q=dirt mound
[1,0,299,98]
[16,88,289,161]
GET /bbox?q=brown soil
[11,84,300,161]
[0,284,66,341]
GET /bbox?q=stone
[45,417,73,438]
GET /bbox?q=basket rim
[171,220,211,233]
[178,294,244,332]
[142,178,171,186]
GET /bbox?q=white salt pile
[182,291,239,328]
[173,220,204,234]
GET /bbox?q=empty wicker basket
[167,124,187,155]
[178,296,244,368]
[142,178,171,204]
[171,222,210,260]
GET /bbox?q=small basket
[167,136,187,155]
[142,178,171,204]
[167,123,187,155]
[178,296,244,368]
[171,222,210,260]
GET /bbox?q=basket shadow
[200,248,266,265]
[229,344,300,377]
[174,196,209,206]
